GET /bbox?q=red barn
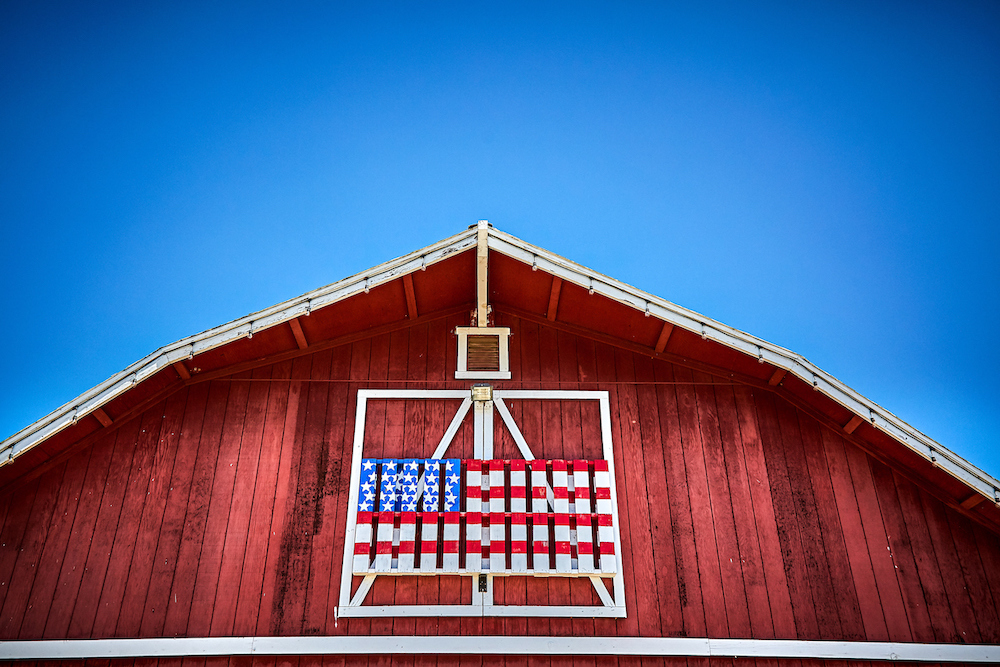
[0,222,998,664]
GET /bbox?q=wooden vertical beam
[92,408,113,428]
[768,369,787,386]
[843,415,864,434]
[172,361,191,380]
[403,274,418,320]
[288,317,309,350]
[654,322,674,353]
[477,220,489,327]
[546,276,563,322]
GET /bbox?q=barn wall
[1,313,998,645]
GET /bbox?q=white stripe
[0,636,996,661]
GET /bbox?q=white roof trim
[0,227,478,465]
[486,228,1000,504]
[2,225,997,509]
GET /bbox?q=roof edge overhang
[2,224,997,509]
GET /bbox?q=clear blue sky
[2,2,998,476]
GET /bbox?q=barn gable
[0,223,998,663]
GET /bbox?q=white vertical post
[510,459,528,573]
[489,460,506,572]
[552,460,571,573]
[531,460,550,573]
[573,460,595,574]
[465,460,482,573]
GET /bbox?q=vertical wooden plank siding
[162,380,233,637]
[140,383,212,637]
[0,314,997,650]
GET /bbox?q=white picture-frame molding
[337,388,626,618]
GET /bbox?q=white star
[363,460,375,471]
[447,474,460,485]
[406,461,419,471]
[446,461,457,471]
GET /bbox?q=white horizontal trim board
[0,636,997,662]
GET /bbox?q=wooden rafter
[403,274,418,320]
[288,317,309,350]
[960,493,987,510]
[92,408,113,428]
[768,368,787,386]
[172,361,191,380]
[654,322,674,353]
[843,415,864,434]
[546,276,563,322]
[187,304,470,385]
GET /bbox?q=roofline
[3,225,997,506]
[0,226,478,464]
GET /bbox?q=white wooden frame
[455,327,511,379]
[337,388,626,618]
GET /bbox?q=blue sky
[2,2,998,476]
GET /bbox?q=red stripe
[577,542,594,555]
[376,542,392,554]
[510,487,526,498]
[444,511,460,524]
[422,511,439,523]
[600,542,615,554]
[398,542,415,553]
[553,487,569,498]
[532,487,547,498]
[490,512,505,525]
[555,542,572,554]
[490,487,505,497]
[574,487,591,498]
[442,540,460,553]
[552,460,567,471]
[576,513,592,525]
[595,488,611,499]
[532,512,548,524]
[533,540,549,552]
[379,511,394,524]
[466,459,481,471]
[573,459,589,471]
[401,511,417,524]
[421,541,437,553]
[354,543,370,555]
[511,512,526,524]
[356,511,372,523]
[510,460,525,471]
[510,541,528,553]
[553,514,570,525]
[466,511,482,524]
[598,514,613,526]
[593,460,609,472]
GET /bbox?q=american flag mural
[353,458,617,577]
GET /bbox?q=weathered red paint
[0,246,998,667]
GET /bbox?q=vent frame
[455,326,511,379]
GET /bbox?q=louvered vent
[455,326,511,379]
[467,335,500,371]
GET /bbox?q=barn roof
[2,223,997,524]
